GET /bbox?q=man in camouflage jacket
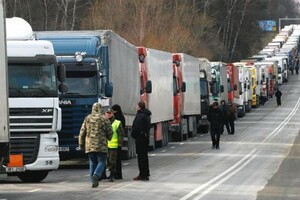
[78,102,113,188]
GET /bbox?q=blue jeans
[88,152,107,181]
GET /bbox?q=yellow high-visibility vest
[108,119,121,149]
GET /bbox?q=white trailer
[0,0,9,168]
[100,31,140,126]
[172,53,201,138]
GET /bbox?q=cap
[105,109,113,114]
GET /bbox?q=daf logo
[60,100,73,105]
[42,109,53,113]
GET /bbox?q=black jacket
[207,106,223,130]
[131,108,152,139]
[275,90,282,98]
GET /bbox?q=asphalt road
[1,75,300,200]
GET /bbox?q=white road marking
[180,98,300,199]
[179,150,257,200]
[161,150,167,153]
[27,188,41,193]
[262,97,300,143]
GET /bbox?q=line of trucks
[1,9,299,182]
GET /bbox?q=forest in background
[5,0,300,62]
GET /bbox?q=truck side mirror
[105,82,113,97]
[181,82,186,93]
[59,83,68,93]
[220,85,224,93]
[145,80,152,94]
[57,63,66,82]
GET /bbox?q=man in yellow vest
[105,109,125,182]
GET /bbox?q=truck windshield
[8,63,58,97]
[278,67,282,73]
[200,80,208,98]
[63,71,97,96]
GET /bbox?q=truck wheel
[162,122,169,147]
[17,171,49,183]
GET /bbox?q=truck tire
[172,123,184,142]
[162,122,169,147]
[17,171,49,183]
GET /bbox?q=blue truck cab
[36,32,113,160]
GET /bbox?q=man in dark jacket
[111,104,126,179]
[207,102,223,149]
[131,101,152,181]
[275,88,282,106]
[220,100,230,134]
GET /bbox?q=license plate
[59,147,70,152]
[6,166,25,172]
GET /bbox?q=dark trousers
[210,128,221,147]
[115,146,123,178]
[136,136,150,178]
[107,148,118,173]
[229,119,235,134]
[276,97,281,106]
[221,120,230,134]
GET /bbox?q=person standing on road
[207,102,223,149]
[220,100,230,134]
[131,101,152,181]
[78,102,113,188]
[275,88,282,106]
[227,103,236,135]
[105,109,124,182]
[111,104,126,180]
[296,57,299,75]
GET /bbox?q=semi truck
[137,47,173,148]
[209,62,228,104]
[169,53,200,141]
[0,0,9,171]
[226,63,239,118]
[232,62,252,117]
[1,17,67,182]
[255,61,276,105]
[37,31,141,160]
[198,58,211,134]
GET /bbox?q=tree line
[5,0,300,62]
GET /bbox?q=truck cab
[4,17,67,182]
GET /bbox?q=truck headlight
[45,145,59,152]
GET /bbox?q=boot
[109,171,114,182]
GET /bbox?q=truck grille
[9,108,54,131]
[59,105,92,144]
[9,108,53,164]
[9,134,40,165]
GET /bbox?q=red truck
[138,47,174,148]
[169,53,201,141]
